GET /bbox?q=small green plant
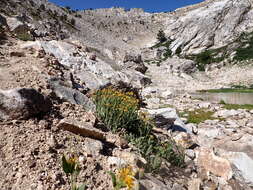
[199,88,253,93]
[234,32,253,61]
[157,29,167,43]
[93,88,140,133]
[175,45,182,55]
[16,32,32,41]
[62,154,86,190]
[108,165,136,190]
[70,18,76,26]
[188,46,227,71]
[219,100,226,105]
[219,101,253,110]
[184,109,217,124]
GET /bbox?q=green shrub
[157,29,167,43]
[195,51,212,71]
[199,88,253,93]
[219,101,253,110]
[93,88,141,133]
[62,154,87,190]
[70,18,76,26]
[175,46,182,55]
[233,32,253,61]
[183,109,217,124]
[93,87,185,171]
[194,47,227,71]
[16,32,32,41]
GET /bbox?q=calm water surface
[191,92,253,105]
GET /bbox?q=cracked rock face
[164,0,253,54]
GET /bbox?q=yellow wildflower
[117,165,135,190]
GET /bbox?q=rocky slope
[164,0,253,55]
[1,0,253,189]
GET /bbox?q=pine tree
[157,29,167,43]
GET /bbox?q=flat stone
[112,149,147,168]
[197,148,232,180]
[139,174,171,190]
[145,108,191,133]
[57,119,105,140]
[188,178,201,190]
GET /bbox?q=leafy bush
[182,109,217,124]
[157,29,167,43]
[93,87,185,171]
[219,100,253,110]
[70,18,76,26]
[234,33,253,61]
[194,47,227,71]
[93,88,140,132]
[16,32,33,41]
[175,45,182,55]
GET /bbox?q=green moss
[182,109,218,124]
[16,32,33,41]
[219,101,253,110]
[199,88,253,93]
[151,40,172,49]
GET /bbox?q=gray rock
[140,175,171,190]
[197,148,233,180]
[224,152,253,186]
[164,58,196,74]
[0,88,51,120]
[145,108,191,133]
[48,78,95,111]
[123,53,142,64]
[188,178,201,190]
[0,14,7,27]
[185,149,196,160]
[6,17,30,35]
[214,109,241,118]
[83,138,103,157]
[165,0,252,55]
[107,157,127,167]
[141,86,159,97]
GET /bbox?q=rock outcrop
[0,88,51,120]
[164,0,253,55]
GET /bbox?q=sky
[48,0,205,13]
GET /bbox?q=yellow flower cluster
[67,155,78,165]
[117,165,135,190]
[97,88,139,112]
[139,111,151,123]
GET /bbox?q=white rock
[224,152,253,186]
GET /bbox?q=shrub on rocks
[93,87,184,172]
